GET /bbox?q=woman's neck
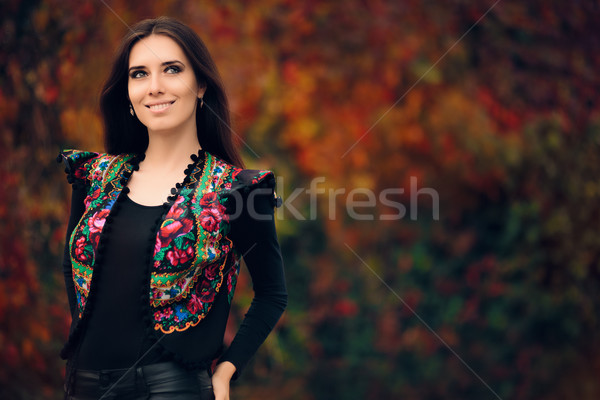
[143,131,201,172]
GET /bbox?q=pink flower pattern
[165,246,194,267]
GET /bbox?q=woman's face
[127,34,205,136]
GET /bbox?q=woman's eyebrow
[128,60,184,72]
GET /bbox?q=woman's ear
[197,84,207,99]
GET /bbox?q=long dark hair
[100,16,244,167]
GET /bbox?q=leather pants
[66,361,215,400]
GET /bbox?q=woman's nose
[148,74,164,95]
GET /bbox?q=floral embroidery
[166,246,194,267]
[158,218,194,249]
[64,152,132,316]
[74,236,90,263]
[87,209,109,247]
[187,293,203,314]
[226,264,239,304]
[62,149,276,333]
[199,207,225,232]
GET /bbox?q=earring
[129,103,134,116]
[199,97,204,109]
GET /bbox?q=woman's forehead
[129,34,188,66]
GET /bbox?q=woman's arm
[62,185,87,318]
[216,188,288,379]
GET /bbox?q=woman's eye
[165,65,181,74]
[130,70,146,79]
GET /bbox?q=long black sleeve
[218,189,288,378]
[62,185,86,319]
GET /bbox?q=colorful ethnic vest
[59,149,277,362]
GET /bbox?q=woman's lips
[146,100,175,112]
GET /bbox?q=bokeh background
[1,0,600,399]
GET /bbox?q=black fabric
[69,361,214,400]
[62,185,87,319]
[76,196,167,369]
[61,176,287,379]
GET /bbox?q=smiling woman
[58,17,287,400]
[125,34,208,206]
[127,35,204,137]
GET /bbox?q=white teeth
[149,102,172,110]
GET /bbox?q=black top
[63,184,287,376]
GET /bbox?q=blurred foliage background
[1,0,600,399]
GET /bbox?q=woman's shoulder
[57,149,131,186]
[207,152,276,190]
[205,151,281,208]
[231,169,277,197]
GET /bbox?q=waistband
[69,361,212,399]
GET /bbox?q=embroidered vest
[60,149,276,337]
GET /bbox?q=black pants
[66,361,215,400]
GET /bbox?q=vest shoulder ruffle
[57,149,124,188]
[229,168,281,208]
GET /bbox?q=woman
[58,17,287,400]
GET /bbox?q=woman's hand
[211,361,236,400]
